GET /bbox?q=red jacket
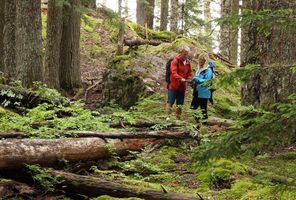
[168,55,192,91]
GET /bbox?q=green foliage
[26,165,62,193]
[183,0,204,36]
[194,95,296,160]
[0,88,23,107]
[94,196,142,200]
[217,8,296,37]
[194,159,247,192]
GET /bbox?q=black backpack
[165,57,180,84]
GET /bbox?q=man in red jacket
[167,46,192,120]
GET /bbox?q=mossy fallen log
[0,130,198,139]
[124,38,162,47]
[48,170,200,200]
[0,138,161,170]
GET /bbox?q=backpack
[165,57,180,84]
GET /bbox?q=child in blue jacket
[191,52,215,121]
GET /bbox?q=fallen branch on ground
[48,169,200,200]
[0,138,162,170]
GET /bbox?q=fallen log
[0,84,69,112]
[0,138,161,170]
[124,38,162,47]
[0,130,198,139]
[0,132,26,139]
[48,170,200,200]
[68,130,195,139]
[206,117,234,127]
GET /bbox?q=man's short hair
[179,45,190,53]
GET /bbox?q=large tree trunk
[241,0,296,105]
[15,0,43,88]
[170,0,179,32]
[160,0,169,31]
[59,0,82,91]
[3,0,16,81]
[136,0,155,29]
[48,170,199,200]
[136,0,146,26]
[220,0,239,65]
[0,1,4,72]
[204,0,213,50]
[146,0,155,29]
[0,138,161,170]
[44,0,63,89]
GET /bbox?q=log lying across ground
[0,130,197,139]
[110,117,234,129]
[124,38,162,47]
[48,170,200,200]
[0,138,161,170]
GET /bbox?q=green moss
[95,196,142,200]
[196,159,247,192]
[81,14,103,33]
[277,152,296,160]
[126,21,176,42]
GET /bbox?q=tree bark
[0,1,4,73]
[204,0,213,50]
[60,0,82,91]
[220,0,239,65]
[48,170,199,200]
[160,0,169,31]
[0,138,161,170]
[117,0,125,55]
[15,0,43,88]
[241,0,296,105]
[3,0,16,81]
[146,0,155,29]
[136,0,155,29]
[44,0,63,89]
[170,0,179,32]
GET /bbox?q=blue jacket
[193,62,214,99]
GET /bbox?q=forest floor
[0,8,295,200]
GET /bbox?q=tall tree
[160,0,169,31]
[124,0,129,17]
[117,0,125,55]
[3,0,16,81]
[136,0,155,29]
[241,0,296,105]
[204,0,213,50]
[220,0,239,65]
[44,0,63,89]
[59,0,82,90]
[170,0,179,32]
[0,1,4,73]
[15,0,43,87]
